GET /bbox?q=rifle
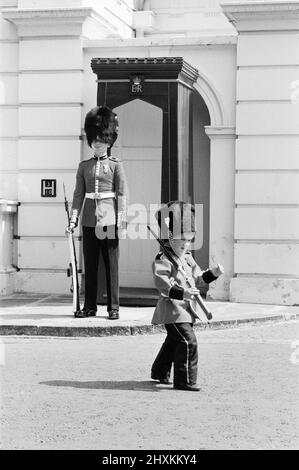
[147,225,213,322]
[63,183,81,316]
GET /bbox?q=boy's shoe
[151,374,172,385]
[173,383,201,392]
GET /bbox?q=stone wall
[222,1,299,305]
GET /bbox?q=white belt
[85,191,116,200]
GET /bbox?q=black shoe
[173,383,201,392]
[108,310,119,320]
[75,308,96,318]
[74,310,88,318]
[86,309,96,317]
[151,375,172,385]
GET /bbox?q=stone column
[222,1,299,305]
[205,126,236,301]
[0,199,18,295]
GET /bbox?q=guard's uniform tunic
[71,155,127,312]
[151,249,217,386]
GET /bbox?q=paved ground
[1,320,299,450]
[1,294,299,336]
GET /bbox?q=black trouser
[83,226,119,312]
[151,323,198,386]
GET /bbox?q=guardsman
[151,201,224,391]
[67,106,128,319]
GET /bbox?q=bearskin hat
[84,105,119,148]
[156,200,196,240]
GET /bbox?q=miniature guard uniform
[70,106,127,319]
[152,250,217,325]
[150,200,220,391]
[151,248,217,388]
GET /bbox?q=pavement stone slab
[0,294,299,337]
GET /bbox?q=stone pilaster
[205,126,236,301]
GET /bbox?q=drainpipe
[0,199,19,295]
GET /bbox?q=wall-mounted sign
[129,75,144,96]
[41,179,56,197]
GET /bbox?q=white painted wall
[235,208,299,240]
[19,73,83,104]
[222,1,299,305]
[17,0,135,39]
[235,137,299,170]
[142,0,236,36]
[19,40,83,71]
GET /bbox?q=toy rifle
[147,225,213,322]
[63,183,81,316]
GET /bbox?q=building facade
[0,0,298,305]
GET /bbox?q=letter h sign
[41,179,56,197]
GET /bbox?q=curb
[0,312,298,337]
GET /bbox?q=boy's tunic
[152,251,216,325]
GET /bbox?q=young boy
[151,200,223,392]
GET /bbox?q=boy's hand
[211,263,224,277]
[184,287,200,301]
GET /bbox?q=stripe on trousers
[172,324,189,384]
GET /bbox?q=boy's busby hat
[156,200,196,239]
[84,105,119,148]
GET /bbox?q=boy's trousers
[151,323,198,386]
[82,226,119,312]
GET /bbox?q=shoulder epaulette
[109,156,120,163]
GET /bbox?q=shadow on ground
[40,380,170,392]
